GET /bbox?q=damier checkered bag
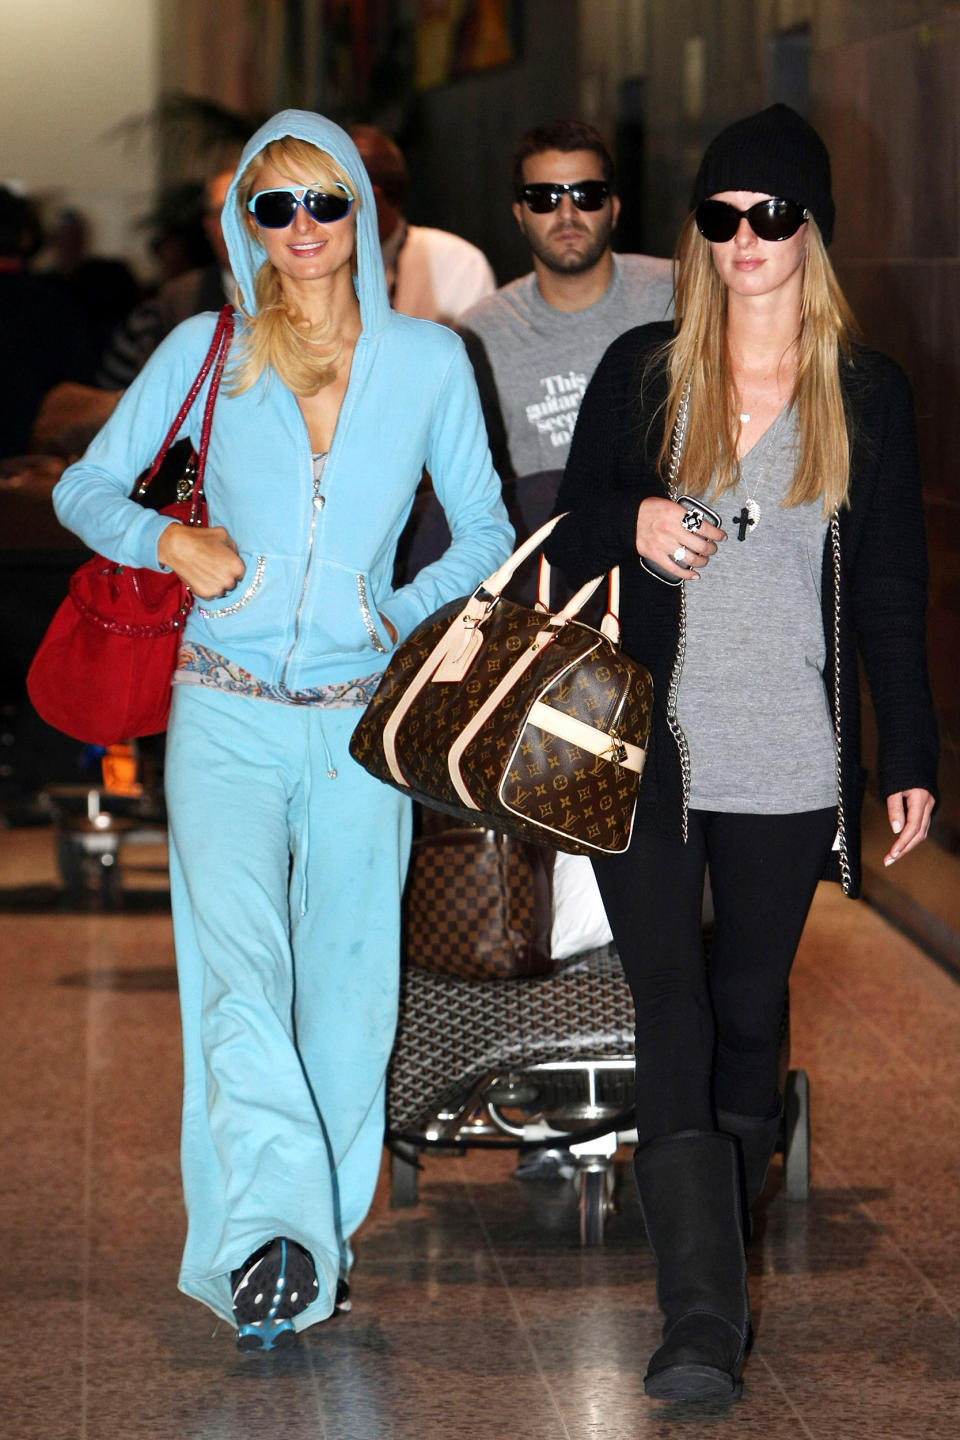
[350,514,654,855]
[403,809,555,980]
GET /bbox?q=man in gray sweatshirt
[459,118,672,488]
[399,120,673,588]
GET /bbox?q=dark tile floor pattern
[1,829,958,1439]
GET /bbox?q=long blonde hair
[229,137,360,397]
[656,213,859,516]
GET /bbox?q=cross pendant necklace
[735,495,762,539]
[732,504,758,541]
[734,409,762,538]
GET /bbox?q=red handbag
[27,305,234,745]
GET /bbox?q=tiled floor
[1,826,958,1440]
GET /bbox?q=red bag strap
[133,303,235,507]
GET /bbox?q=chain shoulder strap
[661,375,693,840]
[829,511,852,893]
[666,376,692,499]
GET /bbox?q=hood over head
[221,108,389,331]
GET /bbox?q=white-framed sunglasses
[247,182,354,228]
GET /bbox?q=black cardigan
[544,321,939,897]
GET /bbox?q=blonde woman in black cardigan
[545,105,938,1403]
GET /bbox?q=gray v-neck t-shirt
[675,407,837,813]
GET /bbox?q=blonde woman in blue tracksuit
[53,110,513,1351]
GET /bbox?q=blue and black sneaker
[231,1237,319,1352]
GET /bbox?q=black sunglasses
[695,197,808,243]
[247,183,354,229]
[519,180,611,213]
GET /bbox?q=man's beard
[523,215,612,276]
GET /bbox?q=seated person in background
[97,162,239,390]
[31,163,240,462]
[0,186,97,462]
[0,185,101,798]
[40,206,142,369]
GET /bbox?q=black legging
[592,807,837,1143]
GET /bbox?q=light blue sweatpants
[164,684,411,1331]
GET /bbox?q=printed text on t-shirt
[525,370,587,447]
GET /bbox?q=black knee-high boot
[634,1130,750,1402]
[717,1108,782,1236]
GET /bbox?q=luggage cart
[386,943,810,1245]
[44,742,167,906]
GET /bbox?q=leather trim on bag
[526,700,646,774]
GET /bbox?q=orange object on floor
[101,742,142,798]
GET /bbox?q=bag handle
[478,512,622,644]
[537,553,620,645]
[380,515,626,788]
[133,304,235,516]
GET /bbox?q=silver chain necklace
[731,408,782,540]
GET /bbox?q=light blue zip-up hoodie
[53,110,513,690]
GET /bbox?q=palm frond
[103,91,265,175]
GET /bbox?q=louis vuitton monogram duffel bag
[349,515,653,856]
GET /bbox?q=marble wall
[814,7,959,848]
[816,13,960,508]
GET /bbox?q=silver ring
[681,509,703,532]
[672,545,688,564]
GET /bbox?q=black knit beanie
[691,103,835,245]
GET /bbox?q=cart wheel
[577,1167,610,1246]
[97,851,123,909]
[56,833,85,893]
[390,1144,420,1208]
[783,1068,810,1201]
